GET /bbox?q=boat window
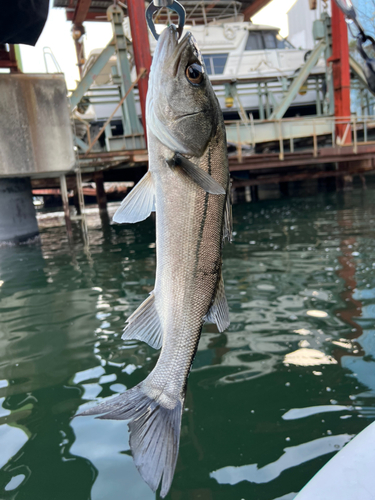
[245,32,263,51]
[263,31,277,49]
[202,54,228,75]
[276,34,295,49]
[245,30,288,51]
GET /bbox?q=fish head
[147,25,219,157]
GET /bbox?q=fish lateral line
[166,153,226,195]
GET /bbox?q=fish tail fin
[77,384,183,498]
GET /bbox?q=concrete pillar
[0,177,39,243]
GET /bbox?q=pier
[1,0,375,242]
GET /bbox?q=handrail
[225,114,375,160]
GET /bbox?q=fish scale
[78,25,231,498]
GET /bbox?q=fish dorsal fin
[167,153,225,195]
[204,274,230,332]
[122,292,162,350]
[113,171,155,224]
[223,183,232,242]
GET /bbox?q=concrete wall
[0,178,39,243]
[0,73,75,177]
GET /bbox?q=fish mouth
[155,26,199,78]
[171,32,194,77]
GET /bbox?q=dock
[1,0,375,243]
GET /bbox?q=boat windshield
[245,30,295,50]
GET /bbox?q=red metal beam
[329,1,351,144]
[126,0,152,141]
[72,0,92,25]
[66,10,107,22]
[0,44,18,71]
[243,0,272,21]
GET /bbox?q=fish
[78,25,232,497]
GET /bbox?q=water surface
[0,188,375,500]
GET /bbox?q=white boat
[295,421,375,500]
[80,18,325,123]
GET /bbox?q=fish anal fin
[122,292,162,350]
[113,171,155,224]
[205,274,230,332]
[167,153,225,195]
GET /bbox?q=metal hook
[333,0,365,38]
[145,0,186,41]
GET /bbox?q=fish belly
[146,137,227,401]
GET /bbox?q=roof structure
[53,0,271,24]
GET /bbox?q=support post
[280,181,289,196]
[75,167,89,246]
[108,5,145,149]
[258,83,265,120]
[94,171,108,214]
[329,1,351,144]
[126,0,152,137]
[59,174,73,236]
[250,185,259,202]
[73,27,86,79]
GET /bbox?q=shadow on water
[0,192,374,500]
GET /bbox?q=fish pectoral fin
[167,153,226,195]
[204,274,230,332]
[223,181,233,243]
[113,171,155,224]
[122,292,162,350]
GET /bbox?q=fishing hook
[146,0,186,41]
[333,0,364,36]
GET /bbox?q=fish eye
[185,63,204,85]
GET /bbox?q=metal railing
[225,115,375,161]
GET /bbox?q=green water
[1,188,375,500]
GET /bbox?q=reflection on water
[0,191,374,499]
[210,434,353,485]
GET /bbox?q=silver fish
[79,25,231,497]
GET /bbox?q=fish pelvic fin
[77,384,183,498]
[113,171,155,224]
[167,153,225,195]
[204,273,230,332]
[122,292,163,350]
[223,181,233,243]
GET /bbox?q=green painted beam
[269,39,326,120]
[73,135,89,152]
[350,55,375,96]
[70,41,116,110]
